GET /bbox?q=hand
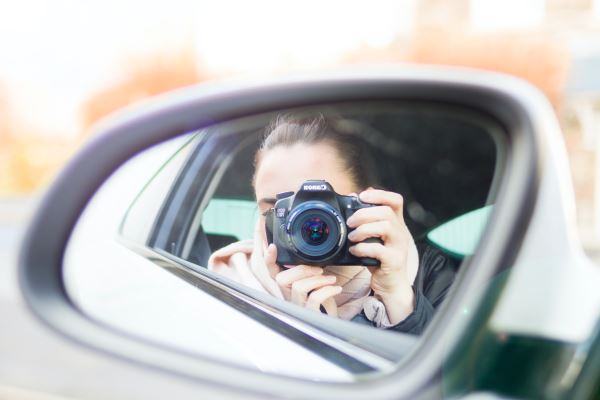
[274,262,342,317]
[209,238,341,316]
[208,220,284,299]
[346,188,419,325]
[208,239,260,288]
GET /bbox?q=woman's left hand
[346,188,419,325]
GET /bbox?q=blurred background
[1,0,600,262]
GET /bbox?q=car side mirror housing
[19,67,599,399]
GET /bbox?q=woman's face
[254,143,358,241]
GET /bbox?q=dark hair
[254,113,379,190]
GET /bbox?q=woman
[209,114,456,334]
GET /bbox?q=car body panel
[490,107,600,341]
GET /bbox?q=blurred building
[546,0,600,247]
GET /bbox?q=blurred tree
[0,85,17,194]
[82,45,209,132]
[1,43,208,195]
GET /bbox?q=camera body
[265,180,381,267]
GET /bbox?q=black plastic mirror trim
[19,68,544,399]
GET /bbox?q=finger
[349,242,390,265]
[229,252,266,292]
[290,275,337,306]
[306,286,342,313]
[253,218,268,253]
[275,265,324,287]
[249,219,279,281]
[263,244,282,279]
[359,189,404,214]
[209,240,254,264]
[249,244,284,300]
[321,297,339,318]
[209,260,241,281]
[358,189,405,225]
[347,220,394,243]
[346,205,396,228]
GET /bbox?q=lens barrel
[286,201,345,261]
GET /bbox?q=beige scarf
[209,241,400,327]
[323,266,395,327]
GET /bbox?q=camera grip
[360,237,382,267]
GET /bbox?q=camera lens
[301,217,329,245]
[287,201,345,261]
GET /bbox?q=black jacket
[352,242,458,335]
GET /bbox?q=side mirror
[19,68,599,398]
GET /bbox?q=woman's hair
[254,113,379,190]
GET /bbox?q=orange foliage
[1,44,210,194]
[1,82,75,194]
[82,46,211,131]
[0,84,10,145]
[0,95,75,194]
[0,136,76,195]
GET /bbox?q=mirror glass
[64,101,505,382]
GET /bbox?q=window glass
[202,198,258,241]
[120,132,199,244]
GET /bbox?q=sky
[0,0,576,138]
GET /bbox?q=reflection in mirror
[64,102,505,382]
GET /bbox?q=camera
[264,180,382,267]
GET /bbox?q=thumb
[265,244,284,278]
[253,217,268,253]
[250,243,284,300]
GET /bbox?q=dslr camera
[265,180,381,267]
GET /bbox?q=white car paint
[488,75,600,342]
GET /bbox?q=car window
[202,198,258,241]
[120,132,201,245]
[178,104,501,266]
[142,103,504,346]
